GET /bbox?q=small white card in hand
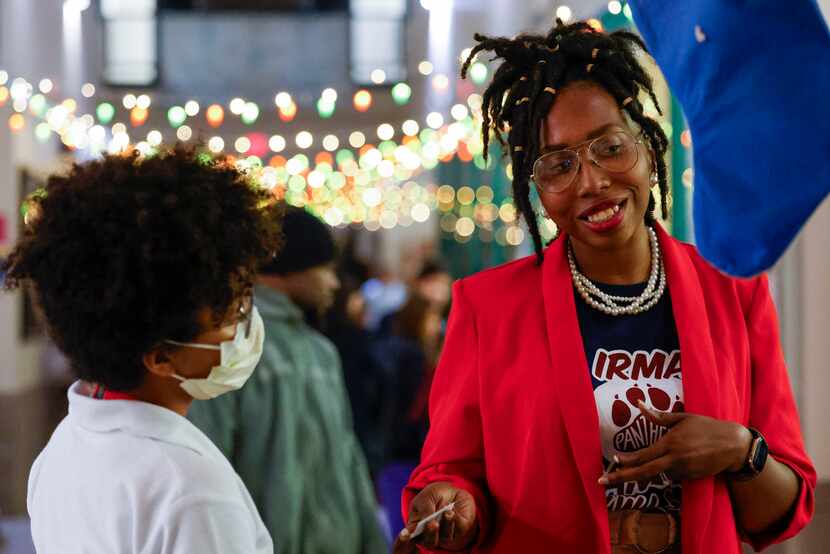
[411,502,456,538]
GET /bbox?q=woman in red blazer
[393,21,815,554]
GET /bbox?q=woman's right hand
[392,482,478,553]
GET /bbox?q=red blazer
[403,225,815,553]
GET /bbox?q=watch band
[729,427,769,481]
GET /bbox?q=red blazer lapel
[541,237,610,551]
[658,224,717,553]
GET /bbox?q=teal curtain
[436,148,516,278]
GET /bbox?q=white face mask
[165,307,265,400]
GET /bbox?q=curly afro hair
[3,146,282,391]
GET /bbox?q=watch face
[752,436,769,472]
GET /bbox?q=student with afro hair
[5,147,281,554]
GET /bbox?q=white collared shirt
[27,381,273,554]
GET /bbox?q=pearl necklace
[567,226,666,316]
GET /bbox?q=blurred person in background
[376,260,452,338]
[361,275,408,333]
[373,292,445,541]
[412,260,452,317]
[189,206,388,554]
[324,266,388,478]
[6,147,279,554]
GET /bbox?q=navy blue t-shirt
[574,281,683,514]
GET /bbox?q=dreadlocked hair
[461,19,670,264]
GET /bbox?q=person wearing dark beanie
[189,205,388,553]
[260,206,337,276]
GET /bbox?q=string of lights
[5,67,537,245]
[3,1,637,244]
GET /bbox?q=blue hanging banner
[628,0,830,276]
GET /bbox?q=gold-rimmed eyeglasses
[532,130,643,194]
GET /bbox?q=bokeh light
[147,130,163,146]
[35,122,52,142]
[377,123,395,141]
[130,107,149,126]
[295,131,313,149]
[469,62,488,85]
[411,203,430,223]
[323,134,339,151]
[235,136,252,154]
[432,74,450,91]
[451,104,469,121]
[370,69,387,84]
[229,97,246,115]
[208,136,225,153]
[402,119,420,136]
[391,83,412,105]
[317,98,336,119]
[269,134,286,153]
[167,106,187,128]
[321,88,338,103]
[96,102,115,124]
[206,104,225,127]
[275,92,293,109]
[279,101,298,122]
[8,113,25,132]
[176,125,193,141]
[38,79,54,94]
[354,90,372,112]
[349,131,366,148]
[241,102,260,125]
[556,5,572,22]
[426,112,444,129]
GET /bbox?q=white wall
[799,197,830,478]
[0,0,69,394]
[821,0,830,23]
[784,0,830,481]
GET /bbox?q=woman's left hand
[599,400,753,486]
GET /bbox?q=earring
[650,172,659,186]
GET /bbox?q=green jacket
[188,285,388,554]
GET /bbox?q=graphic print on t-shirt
[593,348,683,512]
[573,277,683,515]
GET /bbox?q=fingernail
[400,529,410,539]
[598,476,609,485]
